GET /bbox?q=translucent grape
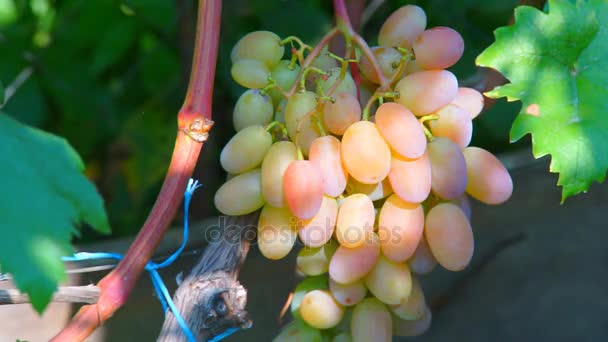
[463,147,513,205]
[329,278,367,307]
[257,205,297,260]
[284,160,324,219]
[309,136,348,197]
[220,125,272,174]
[231,31,284,68]
[335,194,375,248]
[262,141,298,207]
[285,91,322,155]
[329,232,380,284]
[388,151,431,204]
[351,298,392,342]
[345,176,393,201]
[233,89,273,131]
[392,306,432,337]
[297,241,337,276]
[425,203,474,271]
[375,102,426,159]
[408,237,437,275]
[390,276,426,320]
[214,169,264,216]
[291,275,329,320]
[322,92,361,136]
[427,137,467,200]
[269,60,300,106]
[378,195,424,263]
[359,47,403,84]
[298,196,338,247]
[364,255,412,305]
[300,290,345,329]
[378,5,426,49]
[413,27,464,70]
[429,104,473,149]
[318,67,357,97]
[231,59,271,89]
[452,87,484,119]
[395,70,458,116]
[341,121,391,184]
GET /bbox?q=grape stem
[51,1,222,341]
[418,114,438,142]
[362,91,400,120]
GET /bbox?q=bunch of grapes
[214,4,513,341]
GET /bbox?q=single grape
[427,137,468,200]
[429,104,473,149]
[231,58,271,89]
[220,125,272,174]
[351,298,392,342]
[375,102,426,159]
[395,70,458,116]
[425,203,474,271]
[214,169,264,216]
[284,160,324,219]
[298,195,338,247]
[341,121,391,184]
[389,151,431,204]
[408,237,437,275]
[233,89,273,131]
[335,194,375,248]
[329,232,380,284]
[297,240,338,276]
[285,91,322,155]
[231,30,284,68]
[463,147,513,205]
[392,305,432,337]
[345,176,393,201]
[257,205,297,260]
[273,321,322,342]
[322,92,361,136]
[364,255,412,305]
[262,141,298,207]
[329,278,367,307]
[269,60,301,106]
[359,47,403,84]
[451,87,484,119]
[308,136,348,197]
[390,276,426,320]
[378,5,426,49]
[291,275,329,320]
[413,27,464,70]
[318,67,357,97]
[300,290,345,329]
[378,194,424,263]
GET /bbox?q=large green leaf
[0,114,110,312]
[477,0,608,201]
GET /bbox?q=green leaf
[477,0,608,201]
[0,114,110,312]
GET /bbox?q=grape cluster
[215,4,513,341]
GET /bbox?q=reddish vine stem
[51,1,222,341]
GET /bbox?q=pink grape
[408,237,437,275]
[341,121,391,184]
[452,87,485,119]
[378,5,427,49]
[329,278,367,307]
[388,151,431,204]
[375,102,426,159]
[378,195,425,263]
[395,70,458,116]
[261,141,298,207]
[284,160,323,219]
[463,147,513,205]
[413,27,464,70]
[335,194,375,248]
[425,203,474,271]
[429,104,473,149]
[329,232,380,284]
[359,47,403,84]
[451,194,472,220]
[322,92,361,135]
[308,136,348,197]
[427,137,468,200]
[298,196,338,248]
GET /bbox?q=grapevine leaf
[476,0,608,201]
[0,114,110,312]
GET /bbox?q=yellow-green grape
[261,141,298,207]
[408,237,437,275]
[214,169,264,215]
[341,121,391,184]
[463,147,513,205]
[318,67,357,97]
[231,30,284,68]
[378,5,427,49]
[377,195,424,263]
[322,92,361,136]
[273,321,322,342]
[392,306,432,337]
[335,194,375,248]
[233,89,274,131]
[395,70,458,116]
[388,151,431,204]
[345,176,393,202]
[274,98,288,124]
[364,255,412,305]
[425,203,474,271]
[298,196,338,248]
[306,47,339,86]
[296,240,337,276]
[329,278,367,307]
[231,59,271,89]
[332,332,352,342]
[291,275,328,320]
[309,136,348,197]
[329,232,380,284]
[351,298,392,342]
[429,104,473,149]
[375,102,426,159]
[427,137,468,200]
[269,60,301,106]
[451,87,484,119]
[220,125,272,174]
[300,290,345,329]
[285,91,322,155]
[359,46,403,84]
[257,205,297,260]
[390,276,426,320]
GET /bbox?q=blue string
[61,178,239,342]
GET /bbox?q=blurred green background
[0,0,525,239]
